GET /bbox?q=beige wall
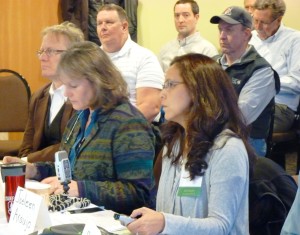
[0,0,299,141]
[137,0,300,55]
[0,0,299,93]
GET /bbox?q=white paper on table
[0,224,19,235]
[82,222,102,235]
[9,187,51,234]
[50,209,128,233]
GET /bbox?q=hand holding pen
[125,207,165,235]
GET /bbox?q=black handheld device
[114,213,139,226]
[68,207,104,214]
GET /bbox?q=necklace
[48,194,91,212]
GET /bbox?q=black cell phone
[68,207,104,214]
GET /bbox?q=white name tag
[177,164,203,197]
[9,186,51,234]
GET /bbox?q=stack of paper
[50,209,130,234]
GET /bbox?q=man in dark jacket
[210,6,280,157]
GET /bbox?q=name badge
[177,164,202,197]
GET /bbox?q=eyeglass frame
[162,80,185,90]
[253,16,280,27]
[36,48,66,57]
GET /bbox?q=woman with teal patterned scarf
[3,41,156,215]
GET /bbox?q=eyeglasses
[253,17,279,27]
[162,80,185,90]
[36,48,66,57]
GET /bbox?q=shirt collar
[253,23,284,42]
[177,32,199,47]
[220,45,253,67]
[49,83,67,101]
[103,35,132,59]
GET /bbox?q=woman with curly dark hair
[127,53,256,235]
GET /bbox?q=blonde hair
[57,41,128,110]
[42,21,84,46]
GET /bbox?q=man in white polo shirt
[97,4,164,122]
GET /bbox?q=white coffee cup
[25,180,51,206]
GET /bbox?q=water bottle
[0,163,26,222]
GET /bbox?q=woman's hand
[2,156,37,179]
[41,176,79,197]
[127,207,165,235]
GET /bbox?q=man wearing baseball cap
[210,6,280,157]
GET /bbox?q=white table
[0,209,131,234]
[0,167,130,235]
